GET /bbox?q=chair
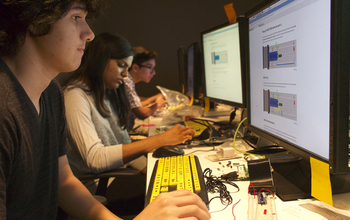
[62,168,141,220]
[77,167,141,198]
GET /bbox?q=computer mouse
[152,145,184,158]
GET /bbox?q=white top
[64,81,146,191]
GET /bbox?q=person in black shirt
[0,1,210,220]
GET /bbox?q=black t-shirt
[0,60,70,219]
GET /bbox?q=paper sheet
[310,157,333,206]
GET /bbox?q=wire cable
[231,199,241,220]
[203,168,240,213]
[185,147,216,155]
[257,188,275,197]
[232,117,264,158]
[248,183,256,198]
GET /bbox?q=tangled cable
[203,168,239,207]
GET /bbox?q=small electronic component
[248,192,277,220]
[155,125,168,133]
[258,192,267,205]
[220,171,238,181]
[216,146,237,158]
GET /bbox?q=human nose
[121,69,128,77]
[82,22,95,42]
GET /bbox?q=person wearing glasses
[125,46,166,132]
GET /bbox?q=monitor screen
[247,0,349,173]
[187,42,202,100]
[201,17,247,108]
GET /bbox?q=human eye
[117,62,125,68]
[70,9,87,21]
[72,15,81,20]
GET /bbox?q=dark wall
[85,0,264,96]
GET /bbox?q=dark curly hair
[131,46,158,65]
[0,0,106,57]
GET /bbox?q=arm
[65,88,193,171]
[58,155,120,220]
[64,88,124,174]
[133,93,166,119]
[140,93,165,107]
[122,124,194,164]
[132,105,158,119]
[59,158,210,220]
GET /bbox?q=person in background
[125,46,166,132]
[63,32,193,195]
[0,1,210,219]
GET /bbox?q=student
[125,46,166,131]
[0,1,210,220]
[63,32,194,193]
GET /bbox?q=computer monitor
[187,42,202,100]
[177,46,187,94]
[246,0,350,200]
[201,17,248,109]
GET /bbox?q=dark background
[57,0,264,96]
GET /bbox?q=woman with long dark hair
[63,32,194,193]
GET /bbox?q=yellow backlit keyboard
[145,155,208,206]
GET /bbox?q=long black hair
[63,32,134,128]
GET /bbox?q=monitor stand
[271,158,350,201]
[271,159,312,201]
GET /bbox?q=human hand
[161,124,194,145]
[134,190,210,220]
[155,93,166,109]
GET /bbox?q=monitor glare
[201,17,247,108]
[177,46,187,94]
[247,0,350,200]
[187,42,202,100]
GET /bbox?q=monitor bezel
[186,42,202,100]
[200,17,248,109]
[177,46,188,93]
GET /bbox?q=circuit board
[248,193,277,220]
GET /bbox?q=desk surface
[146,116,350,219]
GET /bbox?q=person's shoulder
[64,81,88,95]
[0,69,20,114]
[0,70,11,99]
[45,79,63,96]
[64,81,92,104]
[0,72,21,132]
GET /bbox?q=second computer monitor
[187,42,202,100]
[177,46,187,94]
[201,17,248,108]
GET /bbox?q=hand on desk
[161,124,194,145]
[135,190,211,220]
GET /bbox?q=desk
[146,148,350,219]
[146,116,350,219]
[147,147,255,219]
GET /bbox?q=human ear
[131,63,139,71]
